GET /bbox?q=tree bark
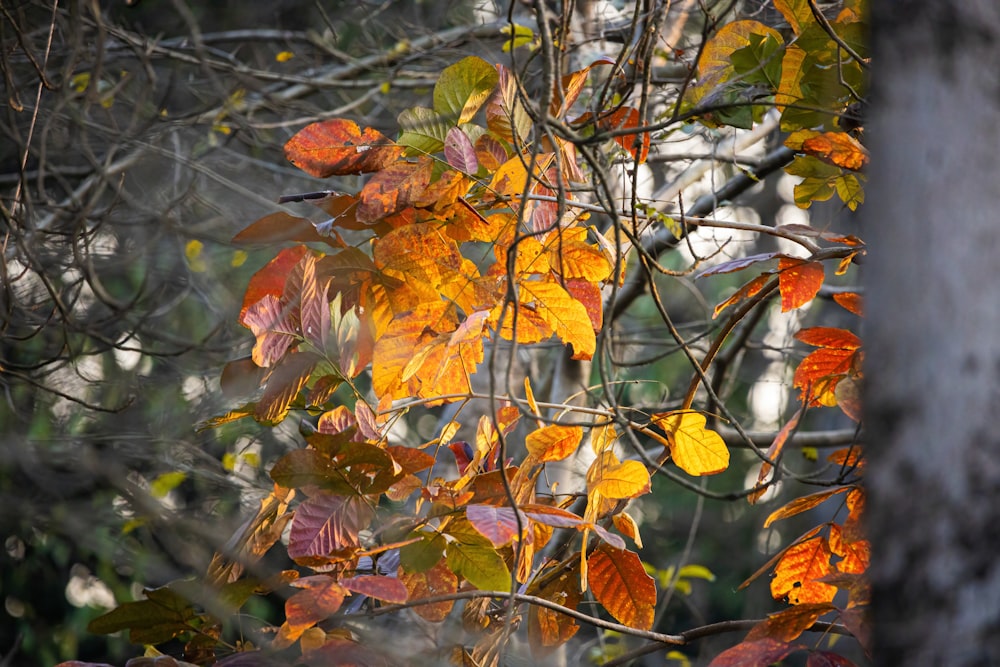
[865,3,1000,665]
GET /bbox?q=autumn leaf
[527,561,582,656]
[287,492,374,563]
[357,158,433,223]
[446,540,510,592]
[240,245,309,327]
[787,130,869,171]
[340,575,408,604]
[764,488,850,527]
[793,327,862,406]
[745,602,835,642]
[707,638,801,667]
[586,450,651,500]
[714,274,772,318]
[778,257,825,311]
[748,408,801,505]
[525,424,583,463]
[444,127,479,174]
[284,119,403,177]
[400,559,458,622]
[433,56,499,124]
[466,504,525,547]
[517,277,596,359]
[587,545,656,630]
[274,575,348,648]
[771,536,837,605]
[254,351,320,423]
[654,411,730,476]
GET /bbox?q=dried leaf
[400,559,458,622]
[745,602,835,642]
[764,488,850,527]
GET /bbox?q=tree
[864,3,1000,665]
[5,1,872,666]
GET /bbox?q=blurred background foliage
[1,1,860,665]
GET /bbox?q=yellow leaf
[771,536,837,605]
[612,511,642,549]
[586,451,651,500]
[518,278,596,359]
[525,424,583,463]
[654,411,730,475]
[276,50,295,62]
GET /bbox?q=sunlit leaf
[586,451,651,500]
[527,560,582,657]
[284,119,402,177]
[778,258,824,311]
[764,488,849,527]
[518,277,595,359]
[525,424,583,463]
[771,536,837,604]
[240,245,309,326]
[446,540,510,592]
[274,575,347,648]
[400,559,458,621]
[654,411,730,476]
[397,107,451,155]
[466,504,525,547]
[433,56,499,124]
[746,602,835,642]
[587,545,656,630]
[357,158,433,223]
[287,492,374,563]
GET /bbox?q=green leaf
[397,106,450,156]
[400,531,447,573]
[446,541,511,591]
[87,586,196,644]
[433,56,499,125]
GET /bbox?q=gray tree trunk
[865,3,1000,665]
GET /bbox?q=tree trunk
[865,4,1000,665]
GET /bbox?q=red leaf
[795,327,862,349]
[778,258,825,311]
[707,638,800,667]
[240,245,309,326]
[833,291,864,316]
[340,575,408,604]
[745,602,835,642]
[807,651,859,667]
[466,504,525,547]
[284,119,403,177]
[299,255,330,351]
[287,492,374,562]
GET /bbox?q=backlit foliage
[71,0,870,665]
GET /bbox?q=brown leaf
[801,132,869,171]
[255,351,320,422]
[764,487,850,527]
[284,119,402,178]
[527,560,582,657]
[357,159,433,223]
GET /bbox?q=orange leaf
[284,119,402,177]
[829,524,870,575]
[400,559,458,622]
[517,277,596,359]
[233,211,340,247]
[764,488,850,527]
[771,536,837,605]
[612,511,643,549]
[357,159,433,223]
[748,409,801,505]
[778,258,824,311]
[833,292,863,316]
[527,560,582,657]
[587,545,656,630]
[525,424,583,463]
[795,327,861,349]
[654,411,730,476]
[745,602,836,642]
[801,131,869,171]
[240,245,309,326]
[714,274,772,318]
[274,575,347,648]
